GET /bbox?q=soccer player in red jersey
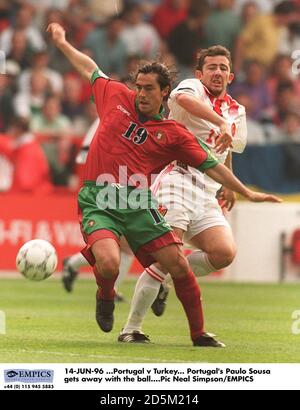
[0,117,53,194]
[47,23,281,347]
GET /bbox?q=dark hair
[188,1,210,19]
[196,46,233,72]
[276,80,294,95]
[274,1,297,15]
[135,61,176,95]
[10,116,30,132]
[243,59,264,71]
[121,3,141,18]
[106,15,123,27]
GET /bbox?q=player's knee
[213,245,237,269]
[96,257,119,279]
[169,257,190,278]
[223,244,237,266]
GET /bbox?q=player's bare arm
[218,151,236,211]
[206,164,282,203]
[46,23,97,82]
[176,93,233,154]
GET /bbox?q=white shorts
[167,200,231,242]
[152,165,230,242]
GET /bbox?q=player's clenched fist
[215,122,233,154]
[46,23,66,45]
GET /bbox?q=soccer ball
[16,239,58,281]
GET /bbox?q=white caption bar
[1,364,300,390]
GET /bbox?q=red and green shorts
[78,181,182,268]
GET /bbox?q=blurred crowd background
[0,0,300,193]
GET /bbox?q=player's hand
[247,191,282,203]
[218,187,236,211]
[215,122,233,154]
[46,23,66,46]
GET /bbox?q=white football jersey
[76,118,100,164]
[168,78,247,196]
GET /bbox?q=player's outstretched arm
[46,23,97,82]
[176,93,233,154]
[220,151,236,211]
[205,164,282,203]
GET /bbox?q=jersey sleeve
[91,68,128,117]
[168,79,207,119]
[169,78,206,101]
[232,110,247,154]
[175,124,219,172]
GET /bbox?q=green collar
[135,98,164,122]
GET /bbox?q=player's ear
[162,85,170,100]
[195,70,203,80]
[228,73,235,85]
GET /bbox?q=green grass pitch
[0,277,300,363]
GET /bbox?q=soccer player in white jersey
[119,46,247,345]
[62,118,134,297]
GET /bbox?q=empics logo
[6,371,18,378]
[4,369,54,383]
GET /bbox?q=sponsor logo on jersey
[117,105,131,117]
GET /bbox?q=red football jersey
[0,135,53,194]
[84,71,218,186]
